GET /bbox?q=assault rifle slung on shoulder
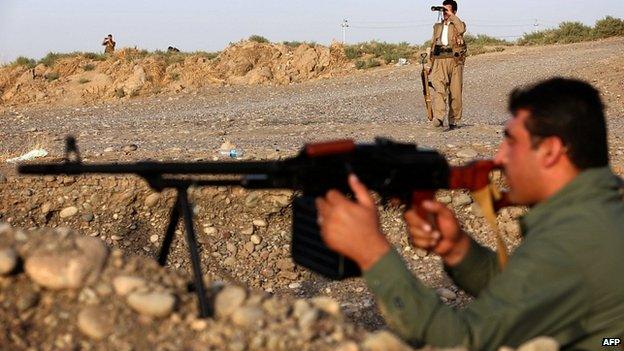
[19,136,509,318]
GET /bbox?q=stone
[77,305,113,340]
[41,202,53,214]
[127,291,175,318]
[150,234,159,243]
[82,212,94,222]
[453,193,472,207]
[415,248,428,258]
[310,296,341,316]
[25,236,108,289]
[298,308,319,330]
[241,226,254,235]
[113,275,147,296]
[16,289,39,311]
[0,247,18,275]
[456,147,478,158]
[245,193,261,208]
[144,193,160,207]
[252,219,267,227]
[250,234,262,245]
[436,287,457,300]
[59,206,78,218]
[361,331,412,351]
[336,341,359,351]
[231,306,264,327]
[203,227,217,235]
[214,286,247,319]
[438,195,452,204]
[122,144,138,152]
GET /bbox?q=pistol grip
[411,191,436,225]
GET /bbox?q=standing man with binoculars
[426,0,466,130]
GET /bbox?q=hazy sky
[0,0,622,63]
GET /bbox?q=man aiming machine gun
[19,137,509,319]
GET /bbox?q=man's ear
[538,136,566,168]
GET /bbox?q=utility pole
[341,19,349,44]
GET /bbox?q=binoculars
[431,6,446,12]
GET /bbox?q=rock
[122,144,138,152]
[77,305,113,340]
[516,336,559,351]
[127,291,175,318]
[436,287,457,300]
[414,248,428,258]
[250,234,262,245]
[113,275,147,296]
[293,299,312,319]
[144,193,160,207]
[245,193,261,208]
[336,341,360,351]
[438,195,452,204]
[0,247,18,275]
[0,173,6,183]
[241,226,254,235]
[456,147,478,158]
[288,282,301,289]
[298,308,319,330]
[82,212,94,222]
[214,286,247,318]
[41,202,53,214]
[25,236,108,289]
[203,226,217,235]
[59,206,78,218]
[311,296,341,316]
[361,331,412,351]
[150,234,159,243]
[231,306,264,327]
[453,193,472,207]
[252,219,267,227]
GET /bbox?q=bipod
[154,184,212,318]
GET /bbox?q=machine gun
[18,136,509,318]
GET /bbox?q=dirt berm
[0,41,351,106]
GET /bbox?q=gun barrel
[18,160,282,175]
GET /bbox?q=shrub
[13,56,37,68]
[519,21,593,45]
[83,64,95,71]
[282,41,318,48]
[593,16,624,38]
[39,52,73,67]
[464,34,511,46]
[46,72,60,82]
[83,52,107,61]
[345,41,418,63]
[248,35,270,43]
[354,57,381,70]
[78,78,90,84]
[170,72,180,81]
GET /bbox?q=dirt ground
[0,37,623,349]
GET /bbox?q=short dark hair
[108,34,113,37]
[508,77,608,169]
[443,0,458,12]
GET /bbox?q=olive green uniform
[364,167,624,350]
[427,13,466,126]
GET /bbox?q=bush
[83,64,95,71]
[282,41,318,48]
[39,52,69,67]
[519,21,593,45]
[248,35,270,43]
[593,16,624,38]
[46,72,60,82]
[170,72,180,81]
[354,57,381,70]
[78,78,90,84]
[13,56,37,68]
[464,34,511,46]
[345,41,418,63]
[83,52,107,61]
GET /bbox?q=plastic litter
[6,149,48,163]
[219,148,244,159]
[395,58,409,66]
